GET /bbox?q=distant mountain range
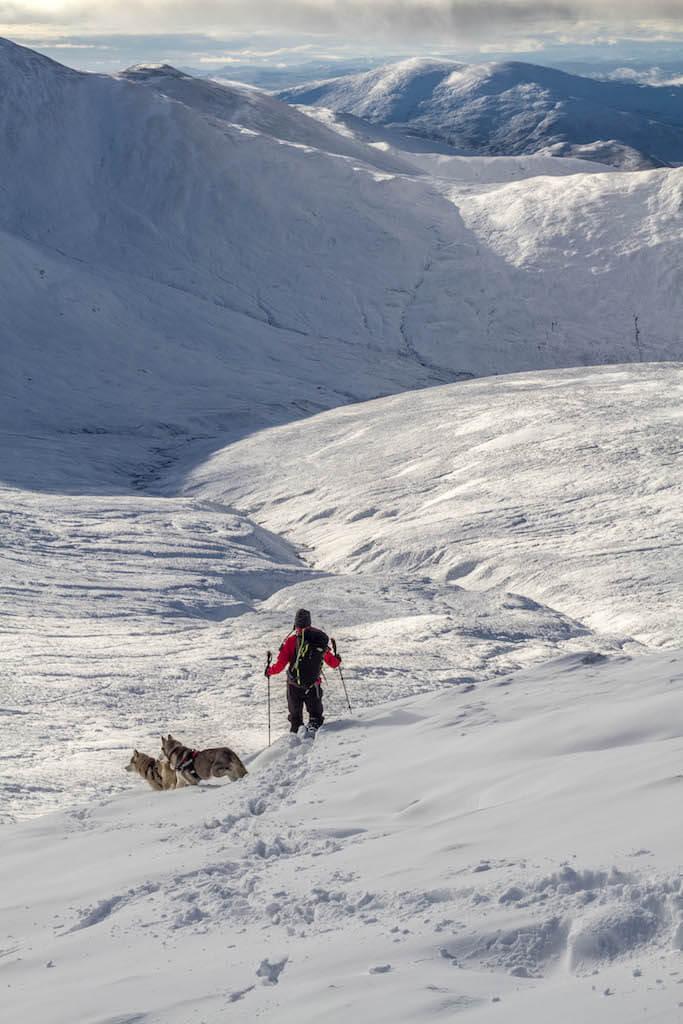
[202,59,384,91]
[280,58,683,169]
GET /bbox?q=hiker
[265,608,341,734]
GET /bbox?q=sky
[2,0,682,73]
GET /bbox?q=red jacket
[267,629,341,681]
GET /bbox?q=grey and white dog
[160,733,248,785]
[125,749,187,791]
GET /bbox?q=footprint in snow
[369,964,392,974]
[228,985,255,1002]
[256,957,288,985]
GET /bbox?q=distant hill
[205,59,384,91]
[117,63,402,165]
[280,58,683,169]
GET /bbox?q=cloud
[599,64,683,85]
[3,0,683,42]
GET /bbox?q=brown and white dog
[125,749,186,791]
[160,733,248,785]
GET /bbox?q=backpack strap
[292,627,309,687]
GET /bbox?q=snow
[3,651,682,1022]
[280,57,683,169]
[302,105,616,180]
[1,35,681,454]
[3,363,682,1021]
[4,361,680,820]
[117,62,409,169]
[1,36,682,1024]
[186,364,682,649]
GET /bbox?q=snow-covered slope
[3,365,679,823]
[5,363,680,1016]
[0,39,451,451]
[118,63,408,170]
[187,364,682,650]
[2,37,681,1017]
[3,649,682,1023]
[281,57,683,169]
[304,106,615,181]
[1,36,682,478]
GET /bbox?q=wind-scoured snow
[281,57,683,169]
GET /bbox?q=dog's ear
[133,748,138,756]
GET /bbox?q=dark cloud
[3,0,683,40]
[3,0,682,75]
[134,1,683,40]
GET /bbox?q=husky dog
[125,750,186,791]
[160,733,248,785]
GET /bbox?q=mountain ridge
[280,57,683,169]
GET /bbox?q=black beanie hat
[294,608,311,628]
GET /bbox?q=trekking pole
[265,651,272,746]
[331,638,353,714]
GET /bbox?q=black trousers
[287,682,324,732]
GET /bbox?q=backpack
[287,627,329,688]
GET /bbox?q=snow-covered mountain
[1,35,682,481]
[205,58,384,91]
[0,40,440,447]
[2,34,682,1024]
[117,63,406,166]
[280,58,683,169]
